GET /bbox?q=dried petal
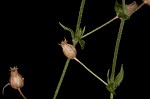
[59,38,77,59]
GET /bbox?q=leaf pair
[59,22,85,49]
[106,64,124,94]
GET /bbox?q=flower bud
[126,1,138,17]
[143,0,150,6]
[59,38,77,59]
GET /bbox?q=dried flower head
[59,38,77,59]
[143,0,150,6]
[126,1,138,17]
[2,66,27,99]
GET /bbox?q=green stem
[110,19,125,82]
[74,58,108,86]
[110,93,114,99]
[109,1,126,99]
[82,15,118,39]
[53,0,86,98]
[53,59,70,99]
[73,0,86,46]
[75,0,86,35]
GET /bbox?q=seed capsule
[143,0,150,6]
[2,66,27,99]
[59,38,77,59]
[9,66,24,89]
[126,1,138,17]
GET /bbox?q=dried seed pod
[9,66,24,89]
[59,38,77,59]
[59,38,101,82]
[2,66,27,99]
[59,38,85,67]
[126,1,138,17]
[143,0,150,6]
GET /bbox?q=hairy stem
[109,1,126,99]
[53,59,70,99]
[110,19,125,82]
[53,0,86,98]
[75,0,86,35]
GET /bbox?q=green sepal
[107,69,110,84]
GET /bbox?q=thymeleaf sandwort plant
[1,0,149,99]
[53,0,149,99]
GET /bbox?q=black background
[0,0,149,99]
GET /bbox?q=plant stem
[53,0,86,99]
[73,0,86,46]
[82,15,118,39]
[18,88,27,99]
[110,19,125,82]
[110,93,114,99]
[109,18,125,99]
[53,59,70,99]
[109,1,126,99]
[75,0,86,35]
[74,58,108,86]
[110,0,126,82]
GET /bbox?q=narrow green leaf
[115,1,123,14]
[79,40,85,50]
[114,64,124,87]
[114,0,129,19]
[59,22,75,39]
[107,69,110,84]
[82,26,86,35]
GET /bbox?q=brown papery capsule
[59,38,102,83]
[143,0,150,6]
[59,38,77,59]
[2,66,27,99]
[126,1,138,17]
[59,38,85,66]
